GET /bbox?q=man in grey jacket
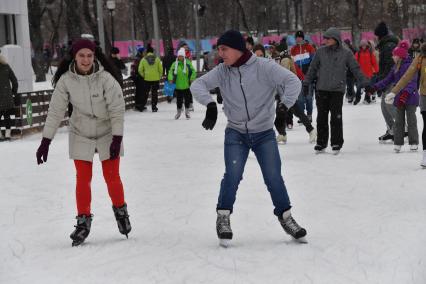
[190,30,307,246]
[303,27,371,154]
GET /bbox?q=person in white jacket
[35,39,131,246]
[190,30,307,246]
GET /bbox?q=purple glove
[110,135,123,160]
[36,137,51,165]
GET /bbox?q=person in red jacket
[354,39,379,104]
[291,31,316,121]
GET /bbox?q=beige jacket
[43,61,125,161]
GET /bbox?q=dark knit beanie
[374,22,389,38]
[111,47,120,54]
[295,30,304,39]
[217,30,246,52]
[71,39,96,57]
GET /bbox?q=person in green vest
[168,48,196,119]
[138,44,163,112]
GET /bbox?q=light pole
[106,0,116,47]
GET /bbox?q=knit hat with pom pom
[392,40,410,59]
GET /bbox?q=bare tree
[64,0,82,40]
[156,0,173,52]
[28,0,47,82]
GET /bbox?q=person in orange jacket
[354,39,379,104]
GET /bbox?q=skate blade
[332,150,340,155]
[315,150,325,154]
[219,239,231,248]
[294,237,308,244]
[72,240,84,247]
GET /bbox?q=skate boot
[175,108,182,120]
[353,96,361,105]
[378,132,394,143]
[112,203,131,238]
[188,103,194,112]
[216,210,232,247]
[278,209,307,243]
[185,108,191,119]
[308,129,317,143]
[70,214,93,246]
[410,144,418,152]
[314,144,326,154]
[331,145,341,155]
[421,150,426,168]
[4,129,11,141]
[276,134,287,144]
[394,145,402,153]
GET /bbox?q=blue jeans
[296,86,313,115]
[217,128,291,216]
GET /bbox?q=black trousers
[316,91,344,147]
[134,76,145,108]
[0,109,13,129]
[142,80,159,107]
[176,89,192,109]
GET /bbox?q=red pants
[74,159,125,215]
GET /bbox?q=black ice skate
[112,203,132,238]
[331,145,341,155]
[70,214,93,247]
[314,144,326,154]
[278,210,307,243]
[216,210,232,247]
[378,132,394,143]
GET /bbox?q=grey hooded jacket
[304,28,369,93]
[190,54,301,134]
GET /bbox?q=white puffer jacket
[43,61,125,161]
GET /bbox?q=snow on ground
[1,98,426,284]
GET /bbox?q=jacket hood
[377,34,399,49]
[323,28,342,47]
[0,55,7,65]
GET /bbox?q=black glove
[110,135,123,160]
[202,102,218,130]
[36,137,51,165]
[302,84,310,97]
[216,92,223,104]
[277,102,288,114]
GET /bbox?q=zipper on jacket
[237,68,250,133]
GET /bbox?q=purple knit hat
[71,39,96,57]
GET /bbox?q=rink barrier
[8,73,206,137]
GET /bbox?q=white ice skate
[308,129,317,143]
[175,109,182,120]
[421,151,426,168]
[219,239,231,248]
[394,145,402,153]
[185,109,191,119]
[410,144,418,152]
[276,134,287,144]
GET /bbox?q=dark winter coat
[374,57,419,107]
[376,34,399,81]
[303,28,369,93]
[162,53,176,77]
[0,56,18,111]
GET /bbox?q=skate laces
[281,216,301,234]
[217,215,231,232]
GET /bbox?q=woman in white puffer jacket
[36,39,131,246]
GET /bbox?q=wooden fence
[5,78,165,137]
